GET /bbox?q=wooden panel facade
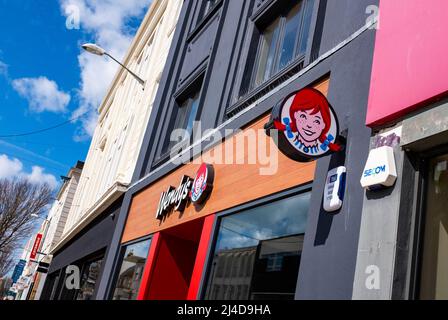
[121,79,329,243]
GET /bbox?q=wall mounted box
[360,146,397,190]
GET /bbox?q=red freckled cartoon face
[294,109,326,143]
[194,174,205,194]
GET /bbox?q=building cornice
[50,181,128,254]
[55,166,83,200]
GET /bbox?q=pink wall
[366,0,448,126]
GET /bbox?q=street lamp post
[81,43,146,87]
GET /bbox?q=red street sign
[30,234,43,260]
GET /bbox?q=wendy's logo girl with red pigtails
[265,87,342,162]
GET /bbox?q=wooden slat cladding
[121,78,329,243]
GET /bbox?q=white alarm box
[360,146,397,190]
[323,166,347,213]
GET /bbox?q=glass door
[419,153,448,299]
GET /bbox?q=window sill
[227,57,305,118]
[152,152,172,170]
[152,141,192,170]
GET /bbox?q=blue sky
[0,0,151,190]
[0,0,152,273]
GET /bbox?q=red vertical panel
[136,232,160,300]
[187,214,216,300]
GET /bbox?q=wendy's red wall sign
[155,164,215,221]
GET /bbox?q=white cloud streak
[0,139,68,171]
[12,77,71,113]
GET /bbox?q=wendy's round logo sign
[265,87,342,162]
[155,163,215,221]
[190,163,214,204]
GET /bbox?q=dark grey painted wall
[295,0,378,299]
[98,0,378,299]
[48,197,122,274]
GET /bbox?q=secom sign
[360,146,397,190]
[363,165,387,177]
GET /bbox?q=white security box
[323,166,347,213]
[360,146,397,190]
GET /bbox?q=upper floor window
[160,86,202,157]
[198,0,218,21]
[249,0,313,91]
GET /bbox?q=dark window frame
[109,235,153,300]
[74,252,105,300]
[197,0,221,25]
[199,183,312,300]
[47,250,105,301]
[57,264,81,300]
[227,0,321,118]
[403,144,448,300]
[153,67,207,168]
[250,1,309,89]
[49,269,63,300]
[244,0,313,94]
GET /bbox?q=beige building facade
[53,0,182,252]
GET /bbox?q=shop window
[111,238,152,300]
[239,0,314,98]
[212,285,220,299]
[58,265,81,300]
[266,253,284,272]
[45,272,60,300]
[51,269,66,300]
[75,257,103,300]
[419,153,448,299]
[204,191,310,300]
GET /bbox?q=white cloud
[12,77,71,113]
[59,0,151,140]
[27,166,59,190]
[0,60,8,77]
[0,155,23,178]
[0,154,58,190]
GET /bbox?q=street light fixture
[81,43,145,87]
[30,214,49,221]
[81,43,105,56]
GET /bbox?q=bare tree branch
[0,178,52,277]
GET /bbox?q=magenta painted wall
[366,0,448,126]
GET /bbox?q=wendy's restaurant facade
[93,0,379,300]
[352,0,448,300]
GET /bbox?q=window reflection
[205,192,310,300]
[278,3,302,71]
[254,18,281,87]
[251,0,313,90]
[199,0,218,21]
[112,238,151,300]
[161,89,201,156]
[76,258,103,300]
